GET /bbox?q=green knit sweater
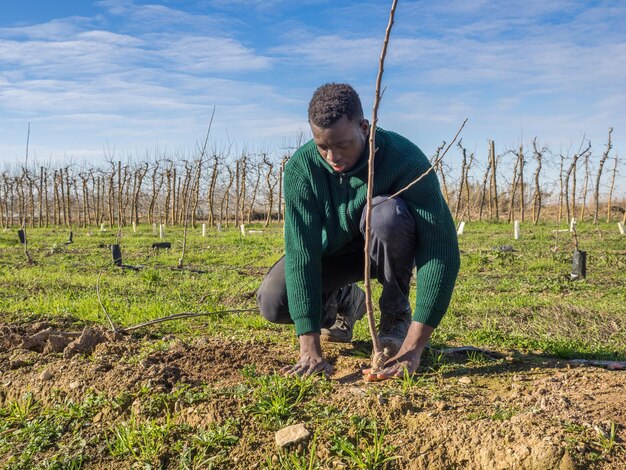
[284,128,460,336]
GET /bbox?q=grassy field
[0,221,624,468]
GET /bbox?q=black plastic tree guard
[571,250,587,280]
[111,244,123,267]
[152,242,171,250]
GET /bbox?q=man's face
[310,115,369,173]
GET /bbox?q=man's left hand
[362,321,434,382]
[362,348,420,381]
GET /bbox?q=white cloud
[156,35,272,72]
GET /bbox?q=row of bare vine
[0,129,623,229]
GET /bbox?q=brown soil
[1,320,625,469]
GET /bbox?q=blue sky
[1,0,625,190]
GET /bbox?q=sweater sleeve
[283,168,324,336]
[396,151,460,328]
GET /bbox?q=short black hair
[308,83,364,128]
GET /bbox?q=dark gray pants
[257,195,417,326]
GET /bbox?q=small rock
[194,337,209,348]
[559,451,576,470]
[348,386,366,397]
[275,423,310,448]
[39,370,53,381]
[69,380,80,390]
[377,394,387,405]
[436,402,448,411]
[458,376,472,384]
[93,412,103,423]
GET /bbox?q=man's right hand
[280,332,333,378]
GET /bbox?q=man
[257,83,459,381]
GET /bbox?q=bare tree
[579,152,591,221]
[488,140,499,220]
[606,153,619,222]
[594,127,613,224]
[531,138,546,225]
[263,154,276,226]
[454,141,467,221]
[207,155,220,226]
[563,138,591,224]
[220,165,234,227]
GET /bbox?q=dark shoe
[320,284,366,343]
[378,309,412,356]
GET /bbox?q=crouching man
[257,83,460,381]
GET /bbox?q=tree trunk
[606,153,619,222]
[519,144,526,222]
[557,154,565,223]
[594,128,613,224]
[247,161,262,224]
[579,153,590,221]
[508,148,520,223]
[454,141,467,221]
[531,139,543,225]
[207,156,219,226]
[478,159,491,221]
[489,140,499,221]
[277,155,289,224]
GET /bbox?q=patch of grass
[266,434,321,470]
[398,367,428,394]
[0,393,106,469]
[107,412,175,465]
[245,373,328,429]
[330,416,400,469]
[177,419,240,469]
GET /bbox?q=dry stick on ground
[121,308,258,333]
[365,0,398,373]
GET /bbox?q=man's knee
[365,196,415,242]
[257,270,291,324]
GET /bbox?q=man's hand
[280,332,333,378]
[362,321,433,382]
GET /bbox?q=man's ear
[360,119,369,135]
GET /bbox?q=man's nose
[327,149,339,163]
